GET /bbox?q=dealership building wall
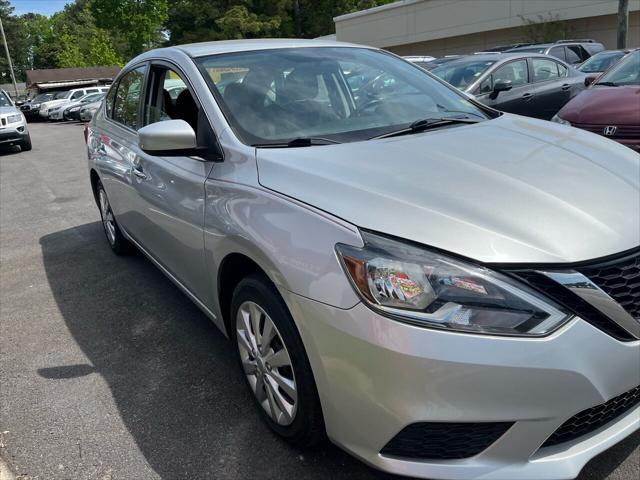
[334,0,640,57]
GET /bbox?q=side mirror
[489,80,512,99]
[138,119,199,156]
[584,75,597,87]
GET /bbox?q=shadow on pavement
[39,222,638,480]
[39,222,401,480]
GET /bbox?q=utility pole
[617,0,629,49]
[0,16,18,98]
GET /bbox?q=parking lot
[0,122,638,480]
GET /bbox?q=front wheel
[97,181,132,255]
[20,133,32,151]
[231,274,325,447]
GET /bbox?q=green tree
[87,30,123,66]
[91,0,168,57]
[55,26,86,68]
[216,5,282,39]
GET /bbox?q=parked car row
[19,85,110,123]
[404,39,638,151]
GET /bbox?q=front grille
[573,123,640,139]
[515,271,635,341]
[542,385,640,448]
[508,249,640,342]
[575,251,640,321]
[380,422,513,460]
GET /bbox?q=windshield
[196,47,488,145]
[594,50,639,86]
[0,92,12,107]
[53,91,70,99]
[431,59,497,89]
[578,51,626,73]
[33,93,53,103]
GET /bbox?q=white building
[334,0,640,56]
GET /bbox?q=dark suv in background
[507,39,605,65]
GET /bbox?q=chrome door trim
[540,270,640,340]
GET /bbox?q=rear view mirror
[584,75,597,87]
[489,80,512,99]
[138,119,198,156]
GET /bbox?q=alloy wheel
[236,301,298,426]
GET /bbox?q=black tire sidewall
[96,181,131,255]
[230,274,325,446]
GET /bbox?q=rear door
[129,61,217,304]
[474,59,536,115]
[529,57,572,119]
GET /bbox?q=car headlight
[70,106,80,112]
[551,114,571,126]
[336,232,571,336]
[31,103,40,109]
[6,114,22,123]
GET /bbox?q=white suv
[39,86,109,119]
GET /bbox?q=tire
[96,181,132,255]
[231,273,325,448]
[20,134,32,151]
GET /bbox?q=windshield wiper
[596,81,618,87]
[369,116,481,140]
[252,137,341,148]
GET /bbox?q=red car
[552,48,640,151]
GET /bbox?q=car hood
[257,114,640,264]
[558,86,640,125]
[41,99,68,109]
[0,106,19,115]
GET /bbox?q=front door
[130,63,216,305]
[475,59,536,116]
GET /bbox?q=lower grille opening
[380,422,513,460]
[542,385,640,448]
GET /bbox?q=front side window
[595,50,640,86]
[71,91,85,100]
[197,47,488,145]
[54,91,69,99]
[112,65,146,130]
[532,58,560,82]
[493,60,528,87]
[143,66,200,135]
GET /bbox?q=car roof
[173,39,366,58]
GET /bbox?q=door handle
[133,166,147,180]
[522,93,534,101]
[561,84,571,91]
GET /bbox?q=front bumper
[48,109,64,120]
[281,290,640,480]
[0,124,29,145]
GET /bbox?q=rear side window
[565,47,581,64]
[112,66,147,130]
[549,46,566,61]
[532,58,560,82]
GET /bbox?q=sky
[11,0,73,16]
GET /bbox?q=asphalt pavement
[0,122,638,480]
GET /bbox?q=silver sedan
[85,39,640,480]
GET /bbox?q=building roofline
[334,0,421,23]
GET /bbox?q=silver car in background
[86,40,639,480]
[0,89,31,151]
